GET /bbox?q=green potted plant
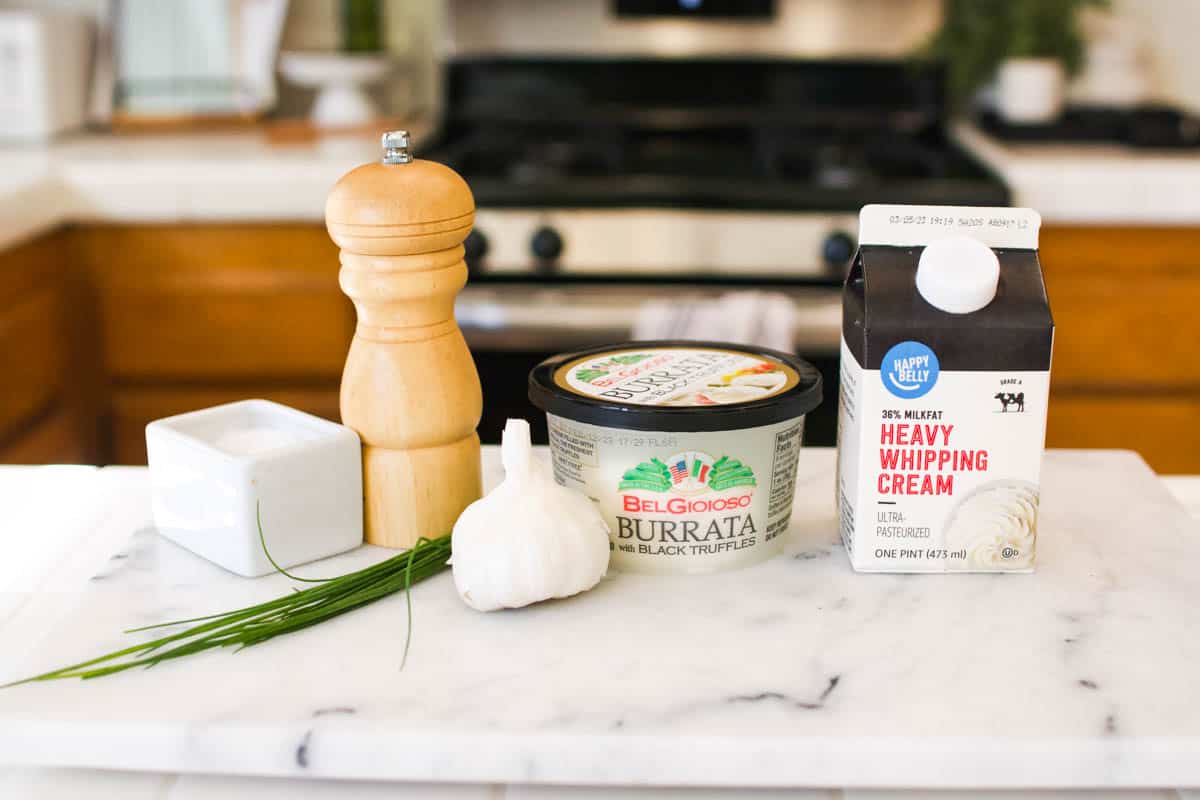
[923,0,1109,123]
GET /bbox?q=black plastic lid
[528,340,823,433]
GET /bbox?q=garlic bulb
[451,418,611,612]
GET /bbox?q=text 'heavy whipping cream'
[837,205,1053,573]
[529,342,822,575]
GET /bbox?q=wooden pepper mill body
[325,132,482,548]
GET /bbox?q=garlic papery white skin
[451,418,611,612]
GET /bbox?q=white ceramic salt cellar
[146,399,363,577]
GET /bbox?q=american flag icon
[669,460,689,484]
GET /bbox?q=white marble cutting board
[0,449,1198,789]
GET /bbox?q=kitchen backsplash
[8,0,1198,113]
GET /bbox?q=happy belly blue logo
[881,341,939,399]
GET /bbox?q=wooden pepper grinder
[325,131,483,548]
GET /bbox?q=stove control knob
[464,228,489,268]
[531,226,564,262]
[822,231,856,273]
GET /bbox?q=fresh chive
[1,517,452,687]
[256,503,338,583]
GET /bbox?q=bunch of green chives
[2,510,451,687]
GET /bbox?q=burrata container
[529,341,822,575]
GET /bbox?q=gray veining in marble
[0,449,1197,789]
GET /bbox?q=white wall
[1113,0,1200,110]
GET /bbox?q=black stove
[421,58,1010,210]
[426,57,1010,449]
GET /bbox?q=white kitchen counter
[952,123,1200,225]
[3,122,1200,253]
[0,125,429,251]
[2,448,1199,799]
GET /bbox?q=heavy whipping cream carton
[837,205,1053,572]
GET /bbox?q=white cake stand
[279,51,392,128]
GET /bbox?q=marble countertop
[3,122,1200,252]
[1,447,1199,794]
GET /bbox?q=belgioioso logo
[881,341,939,399]
[617,451,757,513]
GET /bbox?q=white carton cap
[915,236,1000,314]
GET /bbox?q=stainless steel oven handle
[456,285,843,354]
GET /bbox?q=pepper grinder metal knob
[382,130,413,164]
[325,131,483,549]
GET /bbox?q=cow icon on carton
[994,392,1025,413]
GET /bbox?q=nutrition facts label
[838,489,856,550]
[767,422,803,519]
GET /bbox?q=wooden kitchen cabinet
[0,281,67,433]
[0,224,350,465]
[1041,226,1200,473]
[1047,395,1200,475]
[0,405,95,464]
[1,223,1198,471]
[1040,227,1200,388]
[0,234,101,464]
[72,225,352,464]
[74,225,353,379]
